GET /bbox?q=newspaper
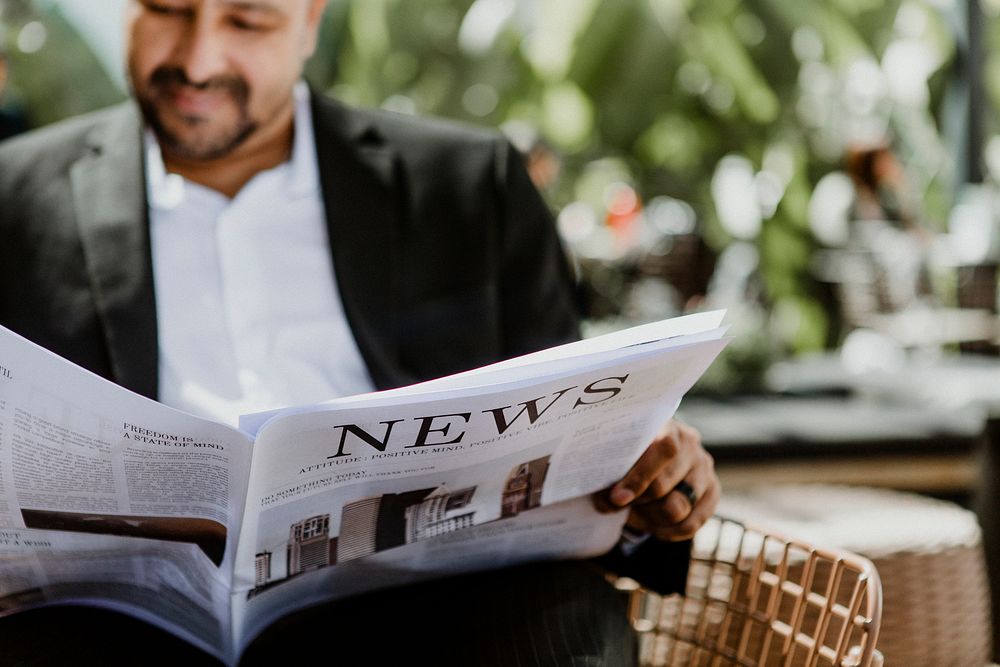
[0,311,728,664]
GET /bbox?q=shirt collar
[145,130,186,211]
[145,80,319,210]
[286,81,320,199]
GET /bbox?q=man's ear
[302,0,328,58]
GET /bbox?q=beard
[136,66,258,161]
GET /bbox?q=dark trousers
[0,561,637,666]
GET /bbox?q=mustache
[148,67,250,102]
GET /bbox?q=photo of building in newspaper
[287,514,335,576]
[251,485,478,595]
[501,456,550,518]
[253,514,336,591]
[337,485,477,562]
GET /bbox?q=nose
[174,11,227,84]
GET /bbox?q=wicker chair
[616,516,883,667]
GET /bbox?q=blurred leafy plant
[0,0,123,126]
[2,0,962,366]
[310,0,957,357]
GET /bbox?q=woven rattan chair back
[620,516,883,667]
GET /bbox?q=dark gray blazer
[0,93,688,594]
[0,92,580,397]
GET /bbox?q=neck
[162,100,296,199]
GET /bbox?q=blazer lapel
[65,94,412,399]
[310,94,414,390]
[70,104,159,399]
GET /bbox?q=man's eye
[230,17,270,32]
[145,2,190,17]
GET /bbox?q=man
[0,1,719,664]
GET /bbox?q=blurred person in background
[0,38,28,142]
[844,142,917,229]
[0,1,719,664]
[842,141,933,317]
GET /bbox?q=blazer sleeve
[494,137,582,356]
[595,537,692,596]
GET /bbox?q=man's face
[126,0,325,161]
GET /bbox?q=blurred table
[678,391,983,494]
[679,351,1000,658]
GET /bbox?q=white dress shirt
[147,83,374,427]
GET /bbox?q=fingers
[591,418,721,541]
[628,450,719,539]
[609,420,702,508]
[627,449,713,524]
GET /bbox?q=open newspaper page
[0,529,231,655]
[232,320,728,655]
[0,326,254,659]
[232,496,623,658]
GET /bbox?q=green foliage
[1,2,123,126]
[2,0,963,366]
[304,0,953,358]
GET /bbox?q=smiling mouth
[147,67,250,120]
[168,86,235,117]
[139,66,258,160]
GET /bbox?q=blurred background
[1,0,998,392]
[7,2,1000,659]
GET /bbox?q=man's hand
[595,419,719,541]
